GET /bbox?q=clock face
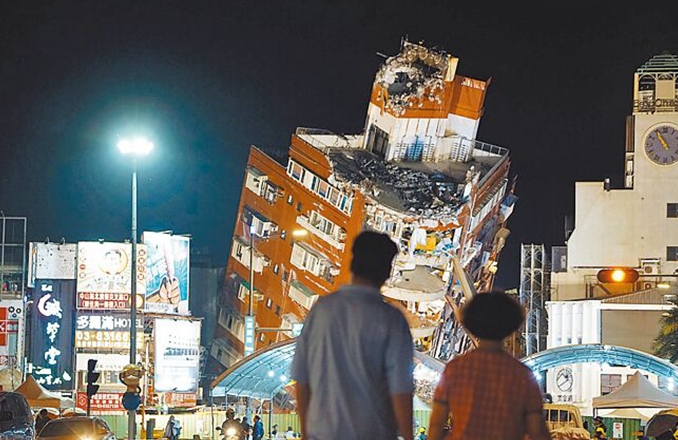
[645,124,678,165]
[556,368,573,392]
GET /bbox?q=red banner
[76,392,124,412]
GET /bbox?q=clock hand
[656,130,670,150]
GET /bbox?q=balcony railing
[296,215,345,250]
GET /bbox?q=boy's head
[461,291,525,341]
[350,231,398,287]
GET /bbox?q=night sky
[2,2,678,287]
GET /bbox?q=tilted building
[212,41,517,366]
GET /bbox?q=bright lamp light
[611,269,626,282]
[117,137,154,156]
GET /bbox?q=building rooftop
[295,128,507,217]
[637,52,678,74]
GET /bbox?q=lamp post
[245,227,307,356]
[118,137,153,440]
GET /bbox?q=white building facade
[547,53,678,415]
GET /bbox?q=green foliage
[654,298,678,363]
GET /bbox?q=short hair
[349,231,398,285]
[461,291,525,340]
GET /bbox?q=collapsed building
[211,41,517,367]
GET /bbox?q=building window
[287,195,293,205]
[275,305,281,316]
[266,298,273,309]
[259,333,266,343]
[283,271,289,282]
[273,264,279,275]
[601,374,622,395]
[669,203,678,218]
[668,247,678,261]
[281,230,287,240]
[297,202,302,212]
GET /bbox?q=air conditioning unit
[640,259,661,276]
[337,229,347,242]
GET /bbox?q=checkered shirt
[433,348,544,440]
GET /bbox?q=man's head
[594,416,603,425]
[461,291,525,341]
[350,231,398,287]
[226,408,235,420]
[39,409,48,417]
[254,416,260,422]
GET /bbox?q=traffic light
[86,359,100,416]
[597,268,639,283]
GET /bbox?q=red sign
[0,308,19,346]
[165,392,197,408]
[77,292,130,310]
[76,392,124,412]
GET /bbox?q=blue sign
[244,316,255,356]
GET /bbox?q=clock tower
[625,53,678,188]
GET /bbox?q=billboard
[76,392,124,413]
[76,242,146,310]
[76,353,129,372]
[28,243,77,287]
[0,300,24,369]
[154,319,200,392]
[75,313,143,350]
[143,232,190,315]
[29,280,75,390]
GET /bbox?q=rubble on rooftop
[329,148,466,218]
[375,42,449,116]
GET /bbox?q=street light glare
[117,137,154,156]
[292,229,308,237]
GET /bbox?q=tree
[654,297,678,363]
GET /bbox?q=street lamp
[117,136,153,440]
[245,227,307,356]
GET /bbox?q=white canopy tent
[593,371,678,409]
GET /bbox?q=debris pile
[375,43,448,116]
[329,149,463,216]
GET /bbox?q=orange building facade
[211,41,517,366]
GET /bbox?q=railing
[295,127,350,152]
[296,215,345,250]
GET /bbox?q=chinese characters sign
[76,392,123,413]
[165,392,197,408]
[142,232,190,315]
[77,242,146,310]
[75,313,143,350]
[154,319,201,392]
[28,243,77,288]
[77,292,130,310]
[29,280,75,390]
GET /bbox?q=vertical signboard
[154,319,200,392]
[0,300,24,369]
[76,242,146,310]
[244,316,255,356]
[143,232,190,315]
[29,280,75,390]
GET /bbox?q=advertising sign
[75,313,143,350]
[244,316,255,356]
[143,232,190,315]
[0,300,24,368]
[165,392,197,408]
[76,392,124,413]
[154,319,200,392]
[76,242,146,310]
[76,354,129,372]
[29,280,75,390]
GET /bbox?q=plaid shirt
[433,348,544,440]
